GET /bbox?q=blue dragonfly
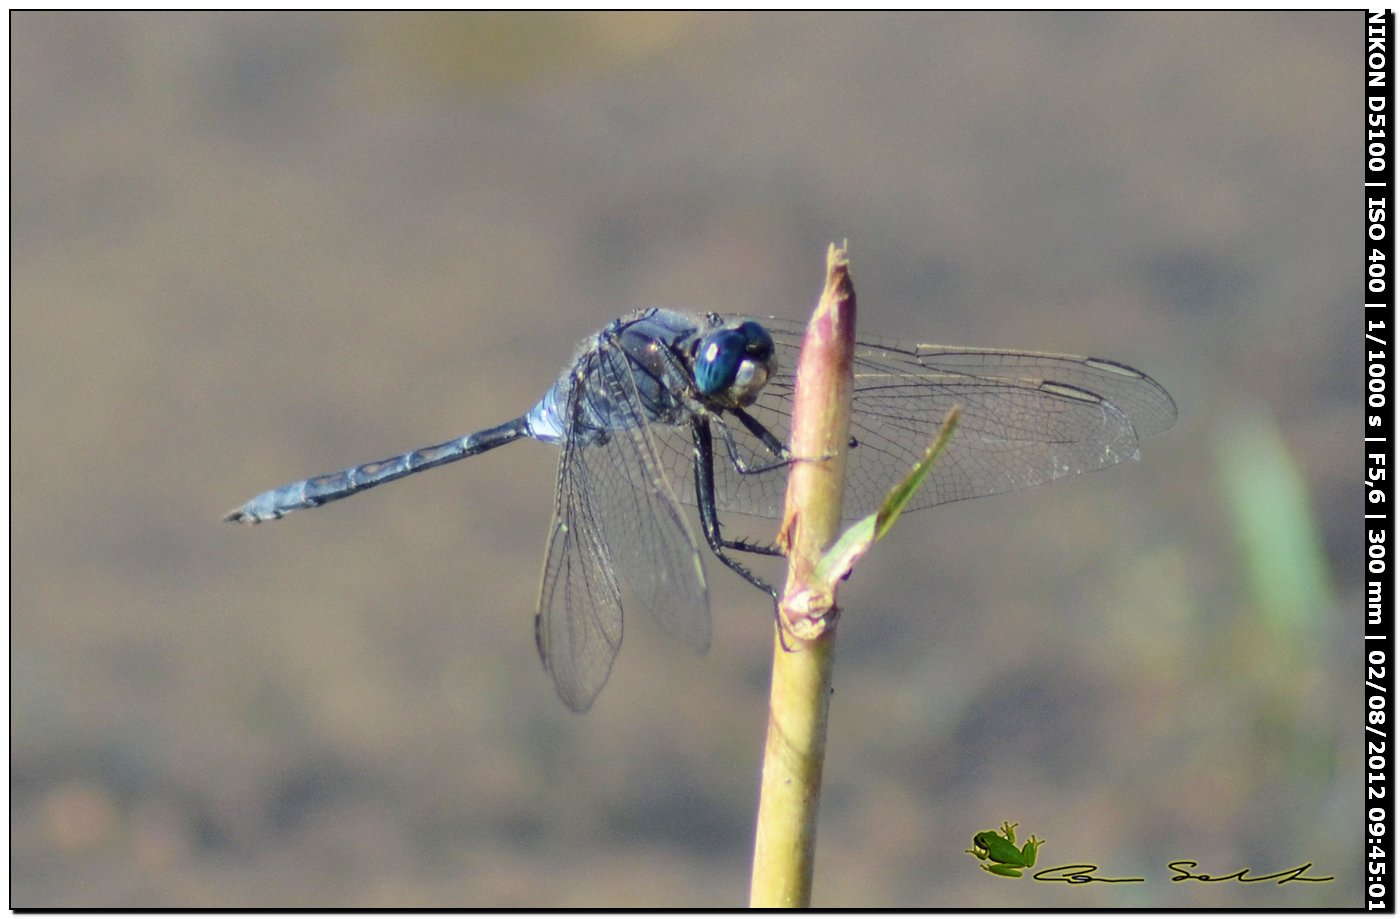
[227,309,1175,711]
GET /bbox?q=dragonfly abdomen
[225,417,531,523]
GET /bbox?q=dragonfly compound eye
[694,321,778,406]
[694,329,747,396]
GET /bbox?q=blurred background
[11,11,1360,907]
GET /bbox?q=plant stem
[749,243,856,908]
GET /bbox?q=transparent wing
[649,316,1178,522]
[535,421,623,713]
[535,339,710,712]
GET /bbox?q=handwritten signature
[1025,861,1333,885]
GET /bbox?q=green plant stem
[749,243,856,908]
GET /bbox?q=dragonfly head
[692,319,776,408]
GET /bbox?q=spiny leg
[722,406,855,475]
[691,419,781,597]
[730,406,790,464]
[694,419,824,653]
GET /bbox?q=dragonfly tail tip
[223,506,257,524]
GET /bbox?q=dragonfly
[226,308,1176,711]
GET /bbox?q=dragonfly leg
[691,419,779,600]
[723,535,785,558]
[710,413,792,476]
[730,406,789,461]
[722,407,854,474]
